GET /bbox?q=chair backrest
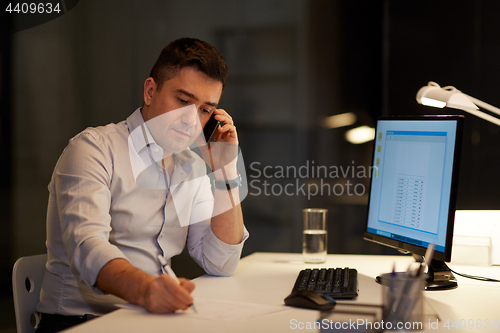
[12,254,47,333]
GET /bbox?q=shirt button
[154,147,160,153]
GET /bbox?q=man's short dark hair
[150,37,228,91]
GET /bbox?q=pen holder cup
[380,272,425,330]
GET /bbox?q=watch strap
[214,174,242,190]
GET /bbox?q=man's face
[142,67,223,154]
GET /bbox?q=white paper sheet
[177,298,291,322]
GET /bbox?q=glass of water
[302,208,328,263]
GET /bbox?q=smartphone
[203,113,221,144]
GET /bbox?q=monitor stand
[425,259,458,290]
[412,253,458,290]
[375,255,458,290]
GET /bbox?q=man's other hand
[143,275,195,313]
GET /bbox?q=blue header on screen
[386,131,447,136]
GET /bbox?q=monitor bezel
[363,114,464,262]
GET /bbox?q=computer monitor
[364,115,464,290]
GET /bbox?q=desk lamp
[416,81,500,126]
[417,81,500,271]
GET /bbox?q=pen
[157,254,198,313]
[422,243,435,274]
[386,263,397,324]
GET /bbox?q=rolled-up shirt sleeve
[187,221,249,276]
[186,175,249,276]
[53,130,127,289]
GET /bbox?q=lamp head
[416,81,479,112]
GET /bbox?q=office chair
[12,254,47,333]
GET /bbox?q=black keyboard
[291,268,358,299]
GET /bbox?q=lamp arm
[463,109,500,127]
[465,94,500,117]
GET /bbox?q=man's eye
[178,98,188,104]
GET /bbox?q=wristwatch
[214,174,242,190]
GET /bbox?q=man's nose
[181,106,198,127]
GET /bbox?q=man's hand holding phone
[203,109,238,146]
[199,109,239,176]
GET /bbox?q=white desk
[65,253,500,332]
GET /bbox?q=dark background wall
[385,0,500,210]
[1,0,499,331]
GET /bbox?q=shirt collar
[127,108,155,153]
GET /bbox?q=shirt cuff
[202,227,249,275]
[76,237,129,294]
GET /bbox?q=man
[36,38,248,332]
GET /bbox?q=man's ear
[143,77,156,106]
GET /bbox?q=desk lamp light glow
[416,81,500,127]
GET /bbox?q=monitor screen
[364,115,463,264]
